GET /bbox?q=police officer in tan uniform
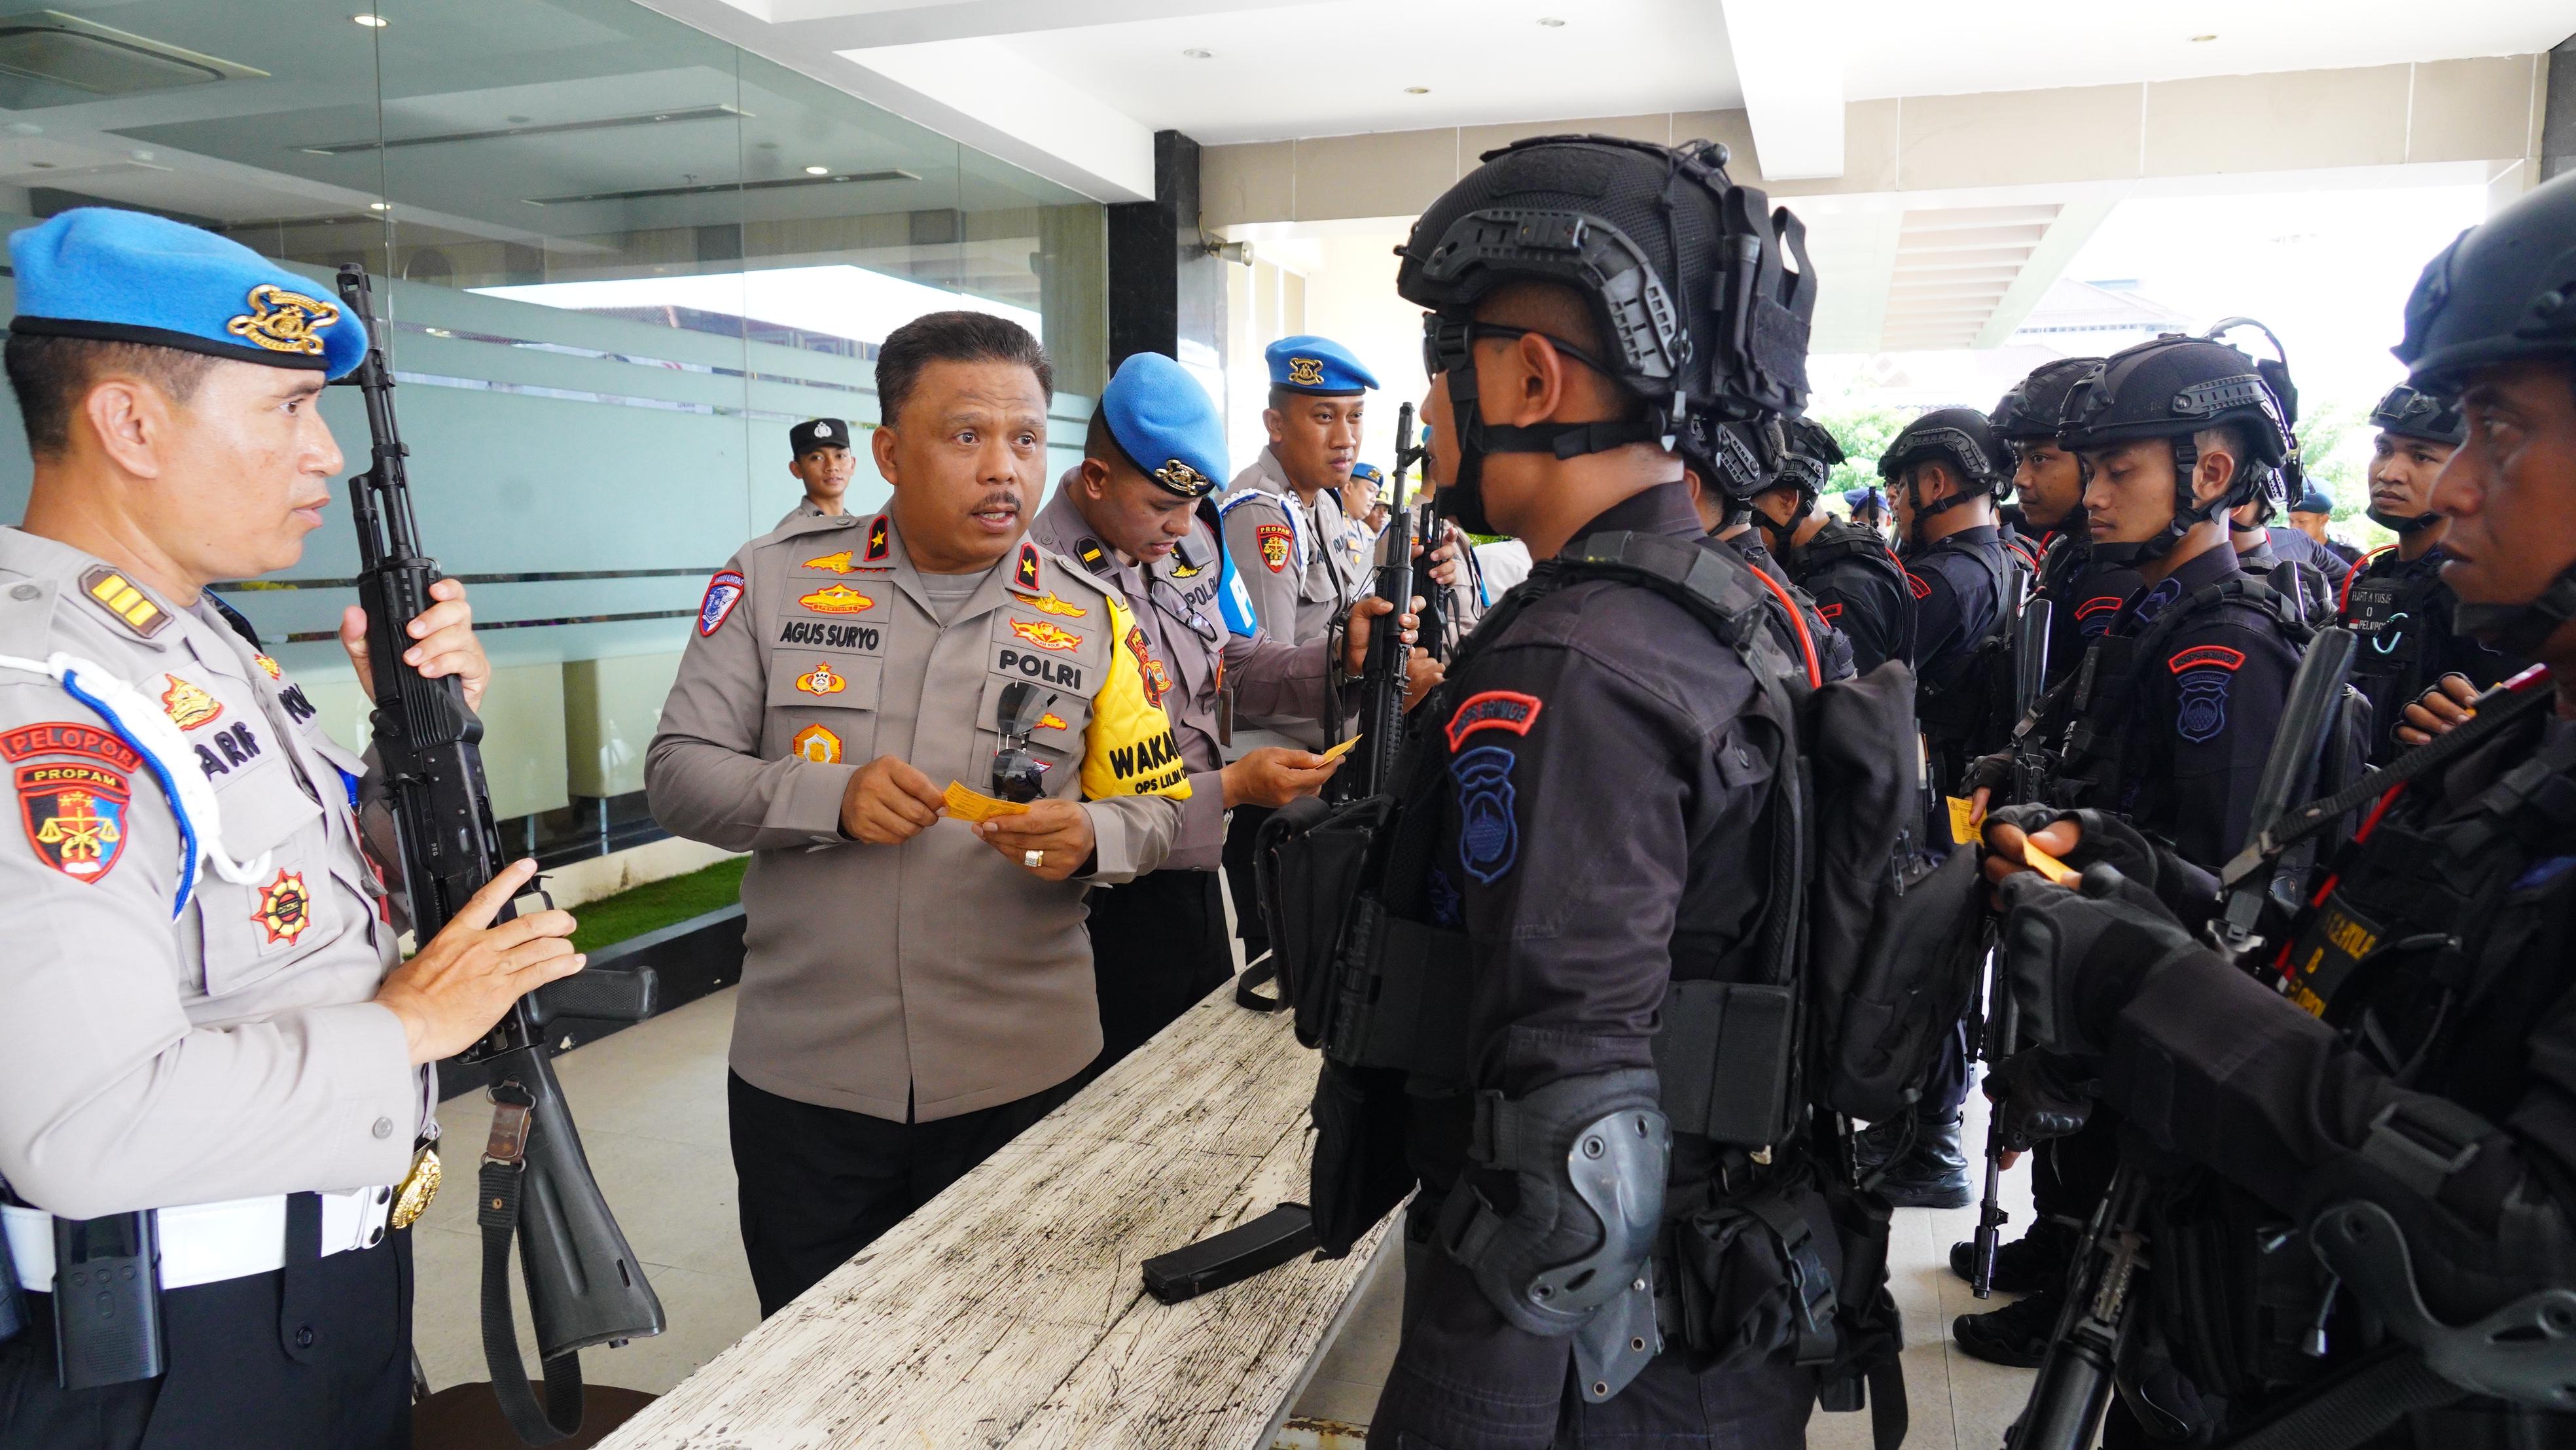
[0,209,579,1449]
[1033,353,1432,1067]
[776,415,855,530]
[1219,336,1378,673]
[647,312,1190,1316]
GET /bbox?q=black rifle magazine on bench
[1140,1203,1319,1304]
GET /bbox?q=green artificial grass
[568,857,748,954]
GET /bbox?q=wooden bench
[599,983,1397,1450]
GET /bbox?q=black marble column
[1107,130,1225,369]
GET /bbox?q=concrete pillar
[2545,32,2576,183]
[1107,130,1226,372]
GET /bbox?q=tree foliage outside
[1812,404,1916,504]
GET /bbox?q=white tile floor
[415,987,2044,1448]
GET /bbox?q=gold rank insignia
[865,515,891,562]
[1030,590,1087,618]
[253,869,313,946]
[158,675,223,731]
[1287,356,1325,387]
[225,283,339,357]
[1009,618,1082,652]
[253,654,283,681]
[801,550,857,575]
[1169,556,1202,578]
[1014,540,1043,592]
[791,724,842,764]
[793,661,847,697]
[796,584,875,615]
[79,565,167,638]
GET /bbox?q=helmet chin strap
[1900,465,1982,552]
[1755,489,1813,559]
[2457,561,2576,658]
[2366,505,2444,535]
[1431,333,1673,542]
[2092,436,2221,568]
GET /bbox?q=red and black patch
[2168,644,2246,675]
[1014,540,1043,593]
[1126,626,1171,707]
[1816,601,1844,622]
[1257,523,1293,573]
[18,761,130,883]
[1,722,142,771]
[865,515,892,562]
[252,869,313,946]
[1903,569,1933,601]
[1445,690,1543,752]
[2074,595,2124,620]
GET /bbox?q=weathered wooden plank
[599,986,1385,1450]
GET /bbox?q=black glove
[1984,1048,2098,1151]
[1958,750,2012,801]
[1995,863,2202,1057]
[1984,805,2219,928]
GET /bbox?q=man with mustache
[647,311,1190,1316]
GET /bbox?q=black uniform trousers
[0,1229,412,1450]
[1221,804,1275,959]
[729,1071,1076,1318]
[1084,868,1233,1074]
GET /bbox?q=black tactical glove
[1984,805,2219,930]
[1984,1048,2099,1151]
[1958,750,2013,802]
[1995,863,2203,1057]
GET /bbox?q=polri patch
[2167,644,2245,675]
[1257,523,1292,574]
[793,661,848,697]
[698,570,746,637]
[18,761,128,883]
[1445,690,1543,752]
[1452,746,1520,884]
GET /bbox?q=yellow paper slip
[1319,735,1361,762]
[2022,840,2081,887]
[1945,795,1983,846]
[942,780,1031,824]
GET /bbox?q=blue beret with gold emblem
[1349,461,1384,487]
[1265,334,1377,397]
[1098,351,1226,499]
[9,207,367,380]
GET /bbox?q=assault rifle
[336,266,664,1444]
[1390,401,1446,663]
[1333,496,1416,804]
[1970,597,2052,1298]
[2006,599,2057,807]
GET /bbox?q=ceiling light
[1181,47,1212,59]
[351,12,387,26]
[1537,16,1565,25]
[1404,86,1429,94]
[368,201,389,210]
[2189,32,2217,41]
[804,164,830,175]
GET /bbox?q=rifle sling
[477,1134,585,1444]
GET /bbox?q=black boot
[1953,1286,2062,1368]
[1874,1112,1971,1209]
[1948,1216,2080,1295]
[1852,1116,1908,1173]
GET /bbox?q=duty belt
[3,1185,397,1292]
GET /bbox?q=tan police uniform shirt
[0,528,421,1220]
[1219,449,1371,751]
[1028,478,1341,872]
[774,497,840,532]
[646,510,1189,1123]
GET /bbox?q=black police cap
[790,417,851,455]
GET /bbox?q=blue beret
[1348,462,1384,486]
[1843,486,1887,513]
[2291,491,2336,514]
[1266,334,1378,396]
[10,208,367,380]
[1099,351,1226,499]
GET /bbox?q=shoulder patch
[1452,746,1520,884]
[2168,644,2246,675]
[1013,540,1043,593]
[18,760,130,882]
[698,570,746,637]
[1,721,144,770]
[1257,523,1293,573]
[1444,690,1544,752]
[1903,567,1932,601]
[79,566,168,639]
[1074,537,1112,576]
[865,515,892,563]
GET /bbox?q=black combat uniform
[1790,521,1914,675]
[2031,523,2142,686]
[2271,521,2353,599]
[2236,526,2337,628]
[1725,531,1858,683]
[2343,543,2514,763]
[1908,523,2016,793]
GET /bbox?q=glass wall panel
[0,0,1107,856]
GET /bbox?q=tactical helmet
[1878,406,2008,546]
[2392,171,2576,652]
[1397,133,1816,533]
[1677,412,1778,506]
[1990,358,2103,442]
[2057,333,2291,565]
[2368,383,2467,446]
[1775,416,1844,499]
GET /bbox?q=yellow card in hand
[2021,840,2081,887]
[1945,795,1983,846]
[943,780,1031,824]
[1318,735,1361,762]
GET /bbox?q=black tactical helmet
[1397,133,1816,533]
[2057,333,2291,565]
[1677,412,1779,505]
[1990,358,2103,442]
[1775,416,1844,498]
[2392,172,2576,652]
[2395,169,2576,395]
[1878,406,2007,546]
[2368,383,2467,446]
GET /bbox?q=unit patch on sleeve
[1257,523,1293,574]
[1,722,143,770]
[1444,690,1544,752]
[253,654,284,681]
[1451,746,1520,884]
[789,724,842,764]
[18,761,129,882]
[698,570,746,637]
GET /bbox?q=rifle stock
[334,266,662,1445]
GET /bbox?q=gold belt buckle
[389,1144,442,1231]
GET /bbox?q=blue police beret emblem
[1452,745,1520,884]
